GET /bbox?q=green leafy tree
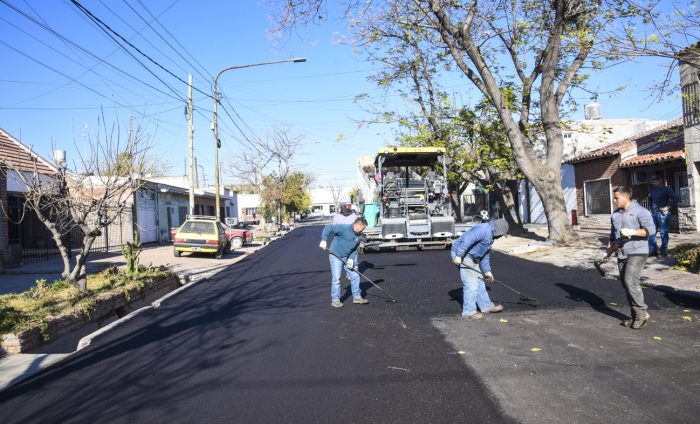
[281,172,312,216]
[268,0,700,243]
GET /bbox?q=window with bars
[584,179,611,215]
[682,79,699,127]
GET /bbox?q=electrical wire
[98,0,190,77]
[69,0,188,103]
[126,0,213,84]
[0,0,185,104]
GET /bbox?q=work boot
[482,304,504,314]
[353,297,369,304]
[630,311,650,329]
[331,300,343,308]
[461,312,483,320]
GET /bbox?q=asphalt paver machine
[362,146,471,250]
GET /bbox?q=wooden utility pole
[188,74,195,216]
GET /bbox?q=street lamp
[212,57,306,221]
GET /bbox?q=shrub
[673,244,700,274]
[0,268,173,335]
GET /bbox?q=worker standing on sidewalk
[320,217,369,308]
[610,186,656,329]
[451,218,509,319]
[648,175,678,257]
[332,203,358,224]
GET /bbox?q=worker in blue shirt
[451,218,509,319]
[648,175,678,257]
[320,217,369,308]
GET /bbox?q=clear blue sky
[0,1,683,187]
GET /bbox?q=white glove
[620,228,637,237]
[483,272,494,284]
[452,256,462,266]
[319,240,327,250]
[346,258,354,269]
[660,206,670,214]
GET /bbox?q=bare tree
[328,181,346,213]
[1,117,152,290]
[225,127,304,227]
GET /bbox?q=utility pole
[188,74,195,216]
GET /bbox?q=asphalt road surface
[1,226,698,423]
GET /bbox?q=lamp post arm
[211,57,306,221]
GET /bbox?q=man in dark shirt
[648,175,678,257]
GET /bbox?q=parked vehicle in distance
[172,215,229,259]
[171,219,253,252]
[222,223,253,250]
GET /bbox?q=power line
[70,0,214,101]
[0,15,183,110]
[69,0,188,103]
[126,0,213,84]
[0,0,185,104]
[97,0,190,77]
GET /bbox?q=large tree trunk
[449,192,462,222]
[529,166,576,244]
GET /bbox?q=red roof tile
[0,128,56,174]
[565,118,684,164]
[619,136,685,168]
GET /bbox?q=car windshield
[180,221,215,234]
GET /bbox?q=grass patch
[0,266,174,336]
[672,243,700,274]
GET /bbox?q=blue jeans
[460,256,495,315]
[648,211,670,254]
[329,255,361,301]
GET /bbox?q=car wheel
[173,247,181,257]
[215,246,223,260]
[230,237,244,250]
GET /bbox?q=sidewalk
[493,224,700,296]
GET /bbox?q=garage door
[136,190,158,243]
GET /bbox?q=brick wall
[677,206,697,233]
[573,155,627,217]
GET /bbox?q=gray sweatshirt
[610,200,656,258]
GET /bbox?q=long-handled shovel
[593,237,628,277]
[476,269,540,306]
[328,251,398,303]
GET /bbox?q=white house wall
[523,164,577,225]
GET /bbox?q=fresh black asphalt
[0,226,698,423]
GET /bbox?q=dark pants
[617,255,648,315]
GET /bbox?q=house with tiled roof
[0,128,59,270]
[565,118,695,231]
